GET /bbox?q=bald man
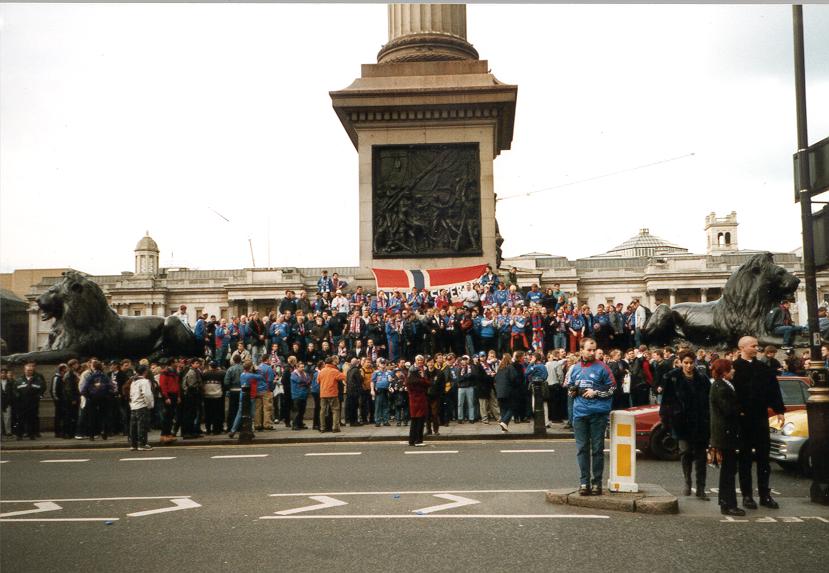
[732,336,785,510]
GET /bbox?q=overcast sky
[2,3,828,275]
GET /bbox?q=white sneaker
[499,421,509,432]
[130,447,138,451]
[414,443,427,447]
[138,445,154,451]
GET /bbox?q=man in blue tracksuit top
[567,337,616,496]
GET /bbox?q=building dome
[603,228,688,258]
[135,232,159,253]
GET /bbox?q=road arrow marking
[127,498,201,517]
[274,496,348,516]
[0,502,62,518]
[412,494,480,515]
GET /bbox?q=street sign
[794,135,829,202]
[608,410,638,493]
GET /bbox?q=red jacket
[158,368,181,398]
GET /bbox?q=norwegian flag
[371,264,487,297]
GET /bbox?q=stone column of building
[646,290,656,309]
[700,288,708,303]
[330,3,517,278]
[669,289,677,307]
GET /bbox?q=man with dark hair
[733,336,785,510]
[768,300,806,349]
[15,362,46,440]
[181,358,204,439]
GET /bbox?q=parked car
[769,409,811,476]
[628,376,812,461]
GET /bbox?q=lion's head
[720,252,800,336]
[37,271,115,349]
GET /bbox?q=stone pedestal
[330,5,516,275]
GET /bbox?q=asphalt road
[2,440,827,573]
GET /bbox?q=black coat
[732,357,784,445]
[494,364,520,400]
[709,378,740,450]
[659,367,711,443]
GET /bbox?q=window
[133,310,142,317]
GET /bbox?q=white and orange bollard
[608,410,639,493]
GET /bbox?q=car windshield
[778,378,806,406]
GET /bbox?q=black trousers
[360,390,373,424]
[181,395,200,436]
[85,396,109,438]
[293,398,307,428]
[679,439,708,488]
[64,402,79,437]
[311,393,321,429]
[718,448,739,509]
[428,398,441,434]
[346,392,360,424]
[204,398,224,433]
[738,436,772,498]
[409,417,425,446]
[53,400,67,436]
[15,400,40,438]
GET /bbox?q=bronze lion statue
[641,252,800,348]
[2,271,199,364]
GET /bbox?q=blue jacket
[291,371,311,400]
[567,360,616,419]
[525,290,543,305]
[256,363,275,393]
[310,370,320,394]
[525,363,548,385]
[240,371,264,393]
[194,318,206,339]
[493,289,508,306]
[569,316,585,332]
[317,276,334,293]
[372,370,392,391]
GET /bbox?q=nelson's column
[330,4,517,279]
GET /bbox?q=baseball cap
[478,351,486,357]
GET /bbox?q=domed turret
[134,232,160,276]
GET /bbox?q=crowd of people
[2,265,828,514]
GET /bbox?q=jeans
[573,412,608,486]
[553,332,567,350]
[230,395,256,433]
[251,344,265,365]
[457,387,475,421]
[374,390,390,424]
[679,439,708,490]
[129,407,150,447]
[773,325,806,346]
[567,393,574,425]
[226,391,240,431]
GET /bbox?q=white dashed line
[304,452,362,457]
[211,454,269,459]
[120,457,176,462]
[40,459,90,463]
[261,514,609,520]
[0,461,8,464]
[500,449,556,453]
[404,450,458,455]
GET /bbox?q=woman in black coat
[494,353,519,432]
[659,351,712,499]
[709,358,745,516]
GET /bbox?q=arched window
[717,232,724,246]
[724,232,731,245]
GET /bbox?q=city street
[2,439,826,573]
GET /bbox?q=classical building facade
[18,213,829,352]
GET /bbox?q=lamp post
[793,4,829,505]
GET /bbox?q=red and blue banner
[371,264,487,298]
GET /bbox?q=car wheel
[798,440,813,478]
[649,424,680,461]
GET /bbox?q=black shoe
[228,432,236,439]
[759,496,779,509]
[721,506,747,517]
[591,486,603,496]
[683,485,692,496]
[696,491,711,501]
[743,497,758,510]
[382,422,390,426]
[375,423,381,427]
[578,484,591,496]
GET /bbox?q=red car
[629,376,812,461]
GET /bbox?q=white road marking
[211,454,268,459]
[413,494,480,515]
[0,517,120,522]
[404,450,458,455]
[127,498,202,517]
[1,496,192,503]
[305,452,362,457]
[270,489,548,497]
[261,514,609,520]
[274,496,348,516]
[0,460,8,464]
[40,459,90,463]
[120,457,176,462]
[0,502,62,518]
[500,449,556,453]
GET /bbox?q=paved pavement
[2,439,826,573]
[0,418,567,450]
